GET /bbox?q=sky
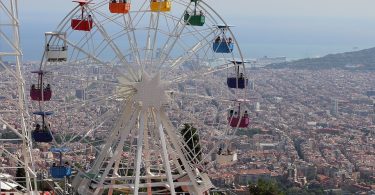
[19,0,375,60]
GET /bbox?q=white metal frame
[0,0,37,193]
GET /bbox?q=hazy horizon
[19,0,375,61]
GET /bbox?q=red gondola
[71,0,94,31]
[30,71,52,101]
[227,115,249,128]
[71,18,93,31]
[227,102,250,128]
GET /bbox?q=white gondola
[216,152,238,165]
[45,32,67,62]
[215,142,238,165]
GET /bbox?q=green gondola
[184,13,205,26]
[184,0,205,26]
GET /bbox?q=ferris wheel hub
[133,71,170,109]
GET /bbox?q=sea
[19,23,375,62]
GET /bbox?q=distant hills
[266,47,375,70]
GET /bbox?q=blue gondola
[50,147,69,153]
[227,77,248,89]
[213,42,233,53]
[32,111,54,143]
[50,147,72,179]
[33,111,54,116]
[32,131,53,142]
[50,166,72,179]
[227,60,248,89]
[213,25,234,53]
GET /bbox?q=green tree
[285,187,313,195]
[15,163,26,187]
[180,123,202,164]
[249,179,285,195]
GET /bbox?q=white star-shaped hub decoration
[133,72,170,109]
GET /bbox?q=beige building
[234,169,271,185]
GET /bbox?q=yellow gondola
[150,0,171,12]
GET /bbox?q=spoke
[172,62,233,83]
[53,92,121,113]
[88,7,139,81]
[57,74,125,86]
[59,106,116,148]
[159,110,202,194]
[170,90,235,104]
[51,29,134,82]
[124,13,142,68]
[161,31,215,77]
[134,109,145,195]
[0,60,18,80]
[94,107,139,194]
[156,11,188,70]
[155,109,176,194]
[149,12,161,68]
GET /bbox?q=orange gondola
[109,0,131,14]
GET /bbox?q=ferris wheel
[29,0,251,194]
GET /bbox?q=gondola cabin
[227,77,248,89]
[30,84,52,101]
[30,71,52,101]
[213,41,233,53]
[213,25,234,53]
[71,0,94,31]
[109,1,130,14]
[45,32,67,62]
[50,147,72,179]
[227,101,250,128]
[184,12,205,26]
[178,173,213,192]
[50,166,72,179]
[227,60,248,89]
[177,175,190,192]
[71,17,93,31]
[216,143,238,165]
[227,115,250,128]
[150,0,171,12]
[32,129,53,143]
[184,0,205,26]
[32,111,53,143]
[216,152,238,165]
